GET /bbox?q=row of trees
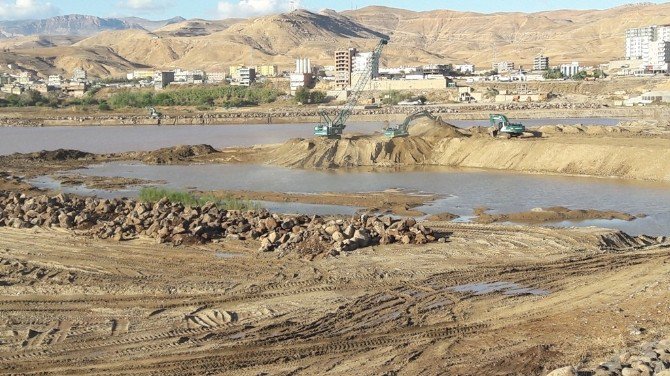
[543,68,608,80]
[0,90,59,107]
[106,85,283,109]
[294,87,326,104]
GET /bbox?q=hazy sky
[0,0,666,20]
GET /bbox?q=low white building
[290,73,313,95]
[47,75,63,87]
[206,72,226,84]
[174,69,204,84]
[455,64,475,74]
[623,91,670,106]
[493,61,515,73]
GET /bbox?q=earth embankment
[263,119,670,182]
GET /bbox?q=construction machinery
[489,114,525,138]
[314,38,388,138]
[383,110,441,138]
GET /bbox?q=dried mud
[475,206,639,225]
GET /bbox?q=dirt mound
[266,134,437,169]
[21,149,93,161]
[407,118,468,139]
[264,118,467,169]
[425,212,460,222]
[474,206,638,225]
[123,144,218,165]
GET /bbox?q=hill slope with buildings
[1,3,669,78]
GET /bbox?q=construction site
[1,34,670,376]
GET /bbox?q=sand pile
[266,118,466,169]
[407,118,468,138]
[266,134,437,168]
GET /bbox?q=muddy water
[31,163,670,236]
[0,122,384,155]
[0,118,621,155]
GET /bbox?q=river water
[30,163,670,236]
[0,118,621,156]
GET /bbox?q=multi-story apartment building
[335,47,356,89]
[533,55,549,71]
[626,25,670,72]
[233,67,256,86]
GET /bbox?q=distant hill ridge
[0,14,186,38]
[1,3,670,78]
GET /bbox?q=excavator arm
[384,110,441,138]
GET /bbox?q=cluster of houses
[1,66,88,97]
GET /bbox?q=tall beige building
[335,47,356,89]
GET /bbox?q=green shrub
[98,101,111,111]
[138,187,260,211]
[107,85,282,109]
[381,90,413,105]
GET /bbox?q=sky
[0,0,667,21]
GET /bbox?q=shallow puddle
[450,282,550,296]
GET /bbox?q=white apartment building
[352,52,379,77]
[232,67,256,86]
[626,25,670,72]
[560,62,583,77]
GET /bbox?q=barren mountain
[0,14,183,39]
[3,4,670,78]
[344,3,670,66]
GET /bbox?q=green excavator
[314,39,388,138]
[489,114,525,138]
[383,110,442,138]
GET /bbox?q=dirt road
[1,223,668,375]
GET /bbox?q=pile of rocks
[0,191,441,255]
[547,338,670,376]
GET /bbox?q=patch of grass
[139,187,260,211]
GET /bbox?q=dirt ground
[0,223,668,376]
[203,189,441,216]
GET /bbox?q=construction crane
[314,38,388,138]
[383,110,442,138]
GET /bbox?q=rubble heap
[0,191,443,256]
